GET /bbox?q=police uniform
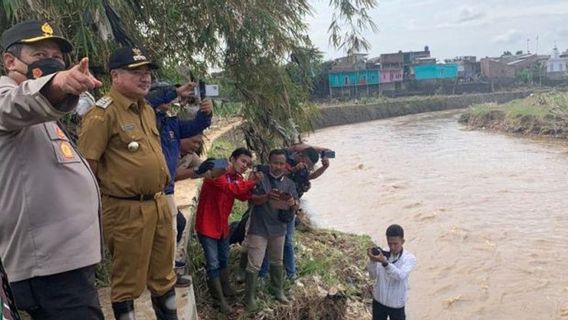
[78,47,177,319]
[0,21,103,319]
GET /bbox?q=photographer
[258,144,332,280]
[243,149,299,311]
[194,147,261,314]
[367,224,416,320]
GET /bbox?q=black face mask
[25,58,66,79]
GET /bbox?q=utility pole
[535,35,539,55]
[527,38,531,54]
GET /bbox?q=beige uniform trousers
[246,234,285,273]
[102,195,176,302]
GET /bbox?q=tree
[1,0,378,159]
[502,51,513,57]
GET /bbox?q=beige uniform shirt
[0,75,101,282]
[78,87,169,196]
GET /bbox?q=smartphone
[212,158,228,169]
[321,150,336,159]
[280,192,292,201]
[195,81,220,99]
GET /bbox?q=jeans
[259,216,296,277]
[197,233,229,279]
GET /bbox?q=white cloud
[492,29,524,44]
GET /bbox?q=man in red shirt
[195,147,262,314]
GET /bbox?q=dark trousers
[372,299,406,320]
[11,265,104,320]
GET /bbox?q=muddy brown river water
[303,110,568,320]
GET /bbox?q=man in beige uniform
[0,20,103,319]
[78,46,178,320]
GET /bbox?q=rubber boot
[269,264,289,304]
[244,271,258,312]
[235,251,248,283]
[219,268,237,297]
[112,300,136,320]
[151,287,179,320]
[207,277,232,314]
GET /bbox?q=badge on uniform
[121,123,136,132]
[95,96,113,109]
[55,126,67,139]
[128,141,140,152]
[59,141,74,159]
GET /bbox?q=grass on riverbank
[459,91,568,138]
[188,217,375,320]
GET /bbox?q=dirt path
[97,117,242,319]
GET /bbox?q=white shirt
[368,249,416,308]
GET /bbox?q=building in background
[328,59,380,98]
[480,53,549,80]
[412,64,458,80]
[546,46,568,80]
[445,56,481,82]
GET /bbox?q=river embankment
[314,91,536,129]
[458,91,568,139]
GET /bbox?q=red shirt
[195,171,256,239]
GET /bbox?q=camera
[254,164,270,174]
[212,158,228,170]
[371,246,391,258]
[321,150,336,159]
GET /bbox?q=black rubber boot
[112,300,136,320]
[207,277,233,314]
[269,264,289,304]
[244,271,258,312]
[235,251,248,283]
[219,268,237,297]
[151,287,178,320]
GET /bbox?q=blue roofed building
[327,54,380,98]
[413,64,458,80]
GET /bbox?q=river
[302,110,568,320]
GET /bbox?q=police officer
[78,47,178,320]
[0,20,103,319]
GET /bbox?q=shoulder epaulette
[95,96,113,109]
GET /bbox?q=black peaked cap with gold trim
[1,20,73,53]
[107,46,159,71]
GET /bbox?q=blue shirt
[156,110,212,194]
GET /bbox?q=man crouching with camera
[367,224,416,320]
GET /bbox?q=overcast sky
[307,0,568,61]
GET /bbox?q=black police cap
[108,46,159,71]
[1,20,73,53]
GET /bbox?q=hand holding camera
[175,81,196,99]
[194,158,215,175]
[199,99,212,115]
[368,246,390,263]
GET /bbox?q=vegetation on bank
[459,91,568,138]
[188,136,376,319]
